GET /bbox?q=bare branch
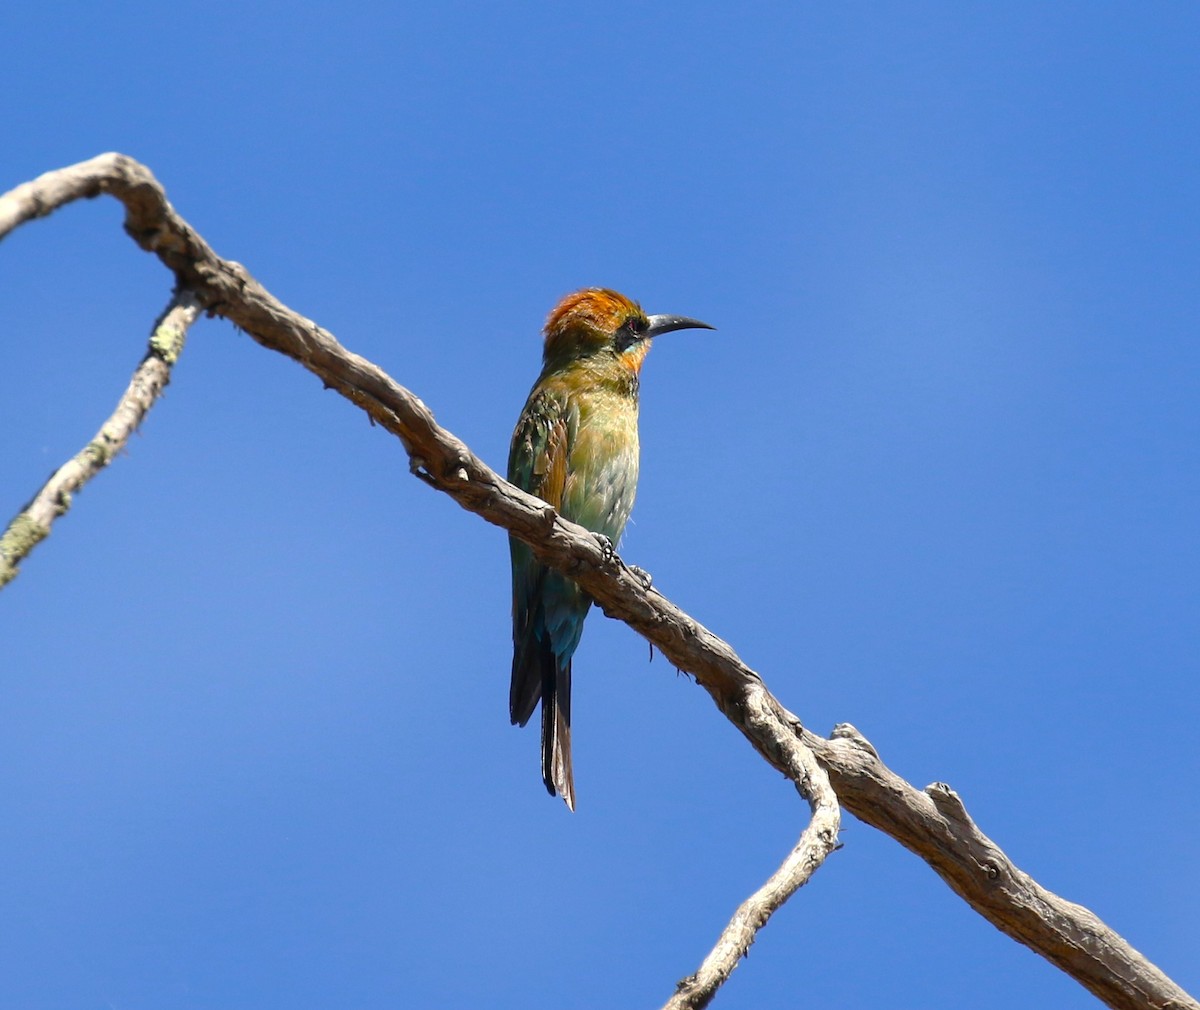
[801,723,1196,1010]
[665,687,841,1010]
[0,287,202,587]
[2,155,1195,1010]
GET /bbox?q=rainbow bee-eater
[508,288,713,810]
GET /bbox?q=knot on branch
[830,722,879,759]
[926,781,969,823]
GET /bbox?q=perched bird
[508,288,713,810]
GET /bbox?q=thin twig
[1,155,1195,1010]
[0,288,201,587]
[665,688,841,1009]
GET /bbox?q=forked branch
[665,687,840,1010]
[1,156,1193,1010]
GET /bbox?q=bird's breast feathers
[562,397,639,542]
[509,382,640,545]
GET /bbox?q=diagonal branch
[0,287,202,587]
[2,155,1195,1010]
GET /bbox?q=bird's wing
[509,389,572,511]
[507,389,576,726]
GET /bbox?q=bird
[507,288,713,810]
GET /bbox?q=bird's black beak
[643,314,715,338]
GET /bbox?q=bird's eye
[615,315,649,352]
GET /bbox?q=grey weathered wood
[665,687,840,1010]
[1,155,1193,1010]
[0,286,201,586]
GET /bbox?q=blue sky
[2,3,1197,1007]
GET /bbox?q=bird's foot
[592,532,616,563]
[628,565,653,590]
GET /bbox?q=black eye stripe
[614,317,646,352]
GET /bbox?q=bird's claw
[592,533,616,563]
[628,565,653,589]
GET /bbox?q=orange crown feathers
[541,288,648,363]
[544,288,644,339]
